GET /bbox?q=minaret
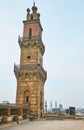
[50,101,52,112]
[14,3,47,118]
[45,101,47,114]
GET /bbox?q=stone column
[8,107,11,116]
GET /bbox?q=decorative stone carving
[19,39,45,55]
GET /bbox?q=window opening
[29,28,32,38]
[27,55,31,59]
[26,96,29,103]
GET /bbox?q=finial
[27,8,30,14]
[33,1,35,7]
[32,1,37,12]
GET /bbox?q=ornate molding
[14,70,46,83]
[19,37,45,55]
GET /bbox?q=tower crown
[26,3,40,22]
[18,3,43,44]
[32,2,38,13]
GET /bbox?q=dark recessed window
[26,96,29,103]
[27,56,31,59]
[29,28,32,38]
[38,63,40,66]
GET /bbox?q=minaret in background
[55,101,57,113]
[14,3,47,118]
[45,101,47,114]
[50,101,52,112]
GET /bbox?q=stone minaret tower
[14,3,47,118]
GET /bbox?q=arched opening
[29,28,32,38]
[24,90,29,104]
[26,96,29,103]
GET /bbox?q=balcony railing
[14,63,47,77]
[18,35,41,43]
[18,35,45,49]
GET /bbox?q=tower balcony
[18,35,45,52]
[18,35,42,43]
[14,63,47,79]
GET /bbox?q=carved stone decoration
[19,38,45,55]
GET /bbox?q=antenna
[33,1,35,6]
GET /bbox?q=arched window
[29,28,32,38]
[24,90,29,104]
[26,96,29,103]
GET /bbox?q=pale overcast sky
[0,0,84,109]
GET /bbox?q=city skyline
[0,0,84,108]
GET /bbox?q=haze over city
[0,0,84,108]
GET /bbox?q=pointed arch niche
[24,90,29,104]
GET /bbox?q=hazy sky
[0,0,84,109]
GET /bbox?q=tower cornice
[23,20,43,31]
[18,36,45,55]
[14,64,47,83]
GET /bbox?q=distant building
[76,111,84,116]
[69,107,75,115]
[59,104,63,112]
[2,101,10,105]
[52,108,60,114]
